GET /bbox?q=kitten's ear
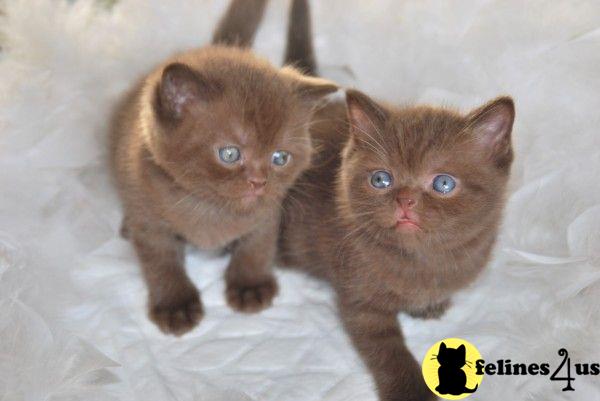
[155,63,218,122]
[439,342,447,351]
[467,96,515,169]
[458,344,466,358]
[295,76,339,102]
[281,66,338,105]
[346,89,388,138]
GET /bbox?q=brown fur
[278,5,515,398]
[279,91,515,400]
[110,4,337,336]
[212,0,269,48]
[284,0,317,76]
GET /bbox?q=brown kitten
[280,92,515,400]
[110,0,337,336]
[280,3,514,399]
[279,92,515,400]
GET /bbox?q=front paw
[225,275,278,313]
[407,299,451,320]
[149,288,204,336]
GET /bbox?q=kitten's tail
[284,0,317,76]
[212,0,269,47]
[463,384,479,393]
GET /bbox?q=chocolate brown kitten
[110,0,337,336]
[280,94,514,400]
[279,2,515,400]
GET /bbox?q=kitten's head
[144,47,337,213]
[437,342,466,368]
[337,89,515,250]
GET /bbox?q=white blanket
[1,1,599,400]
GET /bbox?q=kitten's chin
[239,194,261,208]
[394,235,427,252]
[380,222,429,250]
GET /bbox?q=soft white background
[1,1,599,400]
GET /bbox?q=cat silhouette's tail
[463,384,478,393]
[212,0,269,47]
[284,0,317,76]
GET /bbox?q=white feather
[1,0,599,400]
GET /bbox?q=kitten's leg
[130,222,203,336]
[407,299,451,320]
[339,301,434,401]
[225,218,278,313]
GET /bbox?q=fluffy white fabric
[1,1,599,400]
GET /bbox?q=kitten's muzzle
[239,177,267,201]
[247,178,267,195]
[395,191,421,231]
[397,196,417,210]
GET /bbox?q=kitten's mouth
[394,207,421,233]
[395,219,421,232]
[238,188,266,205]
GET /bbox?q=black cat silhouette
[435,342,478,395]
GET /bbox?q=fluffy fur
[280,88,515,400]
[1,1,599,401]
[110,3,337,335]
[281,3,514,399]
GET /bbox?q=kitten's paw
[149,289,203,336]
[225,276,278,313]
[408,299,451,320]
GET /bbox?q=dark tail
[463,384,478,393]
[212,0,269,47]
[284,0,317,76]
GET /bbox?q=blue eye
[370,170,392,189]
[218,146,240,163]
[432,174,456,194]
[272,150,290,166]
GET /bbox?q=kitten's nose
[248,178,267,190]
[397,196,417,210]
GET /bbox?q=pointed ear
[458,344,466,358]
[345,89,388,139]
[467,96,515,169]
[295,76,338,102]
[155,63,218,122]
[439,342,447,351]
[281,66,338,105]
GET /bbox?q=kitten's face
[338,91,515,250]
[437,343,466,368]
[147,62,336,213]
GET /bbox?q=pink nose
[397,197,417,210]
[248,178,267,190]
